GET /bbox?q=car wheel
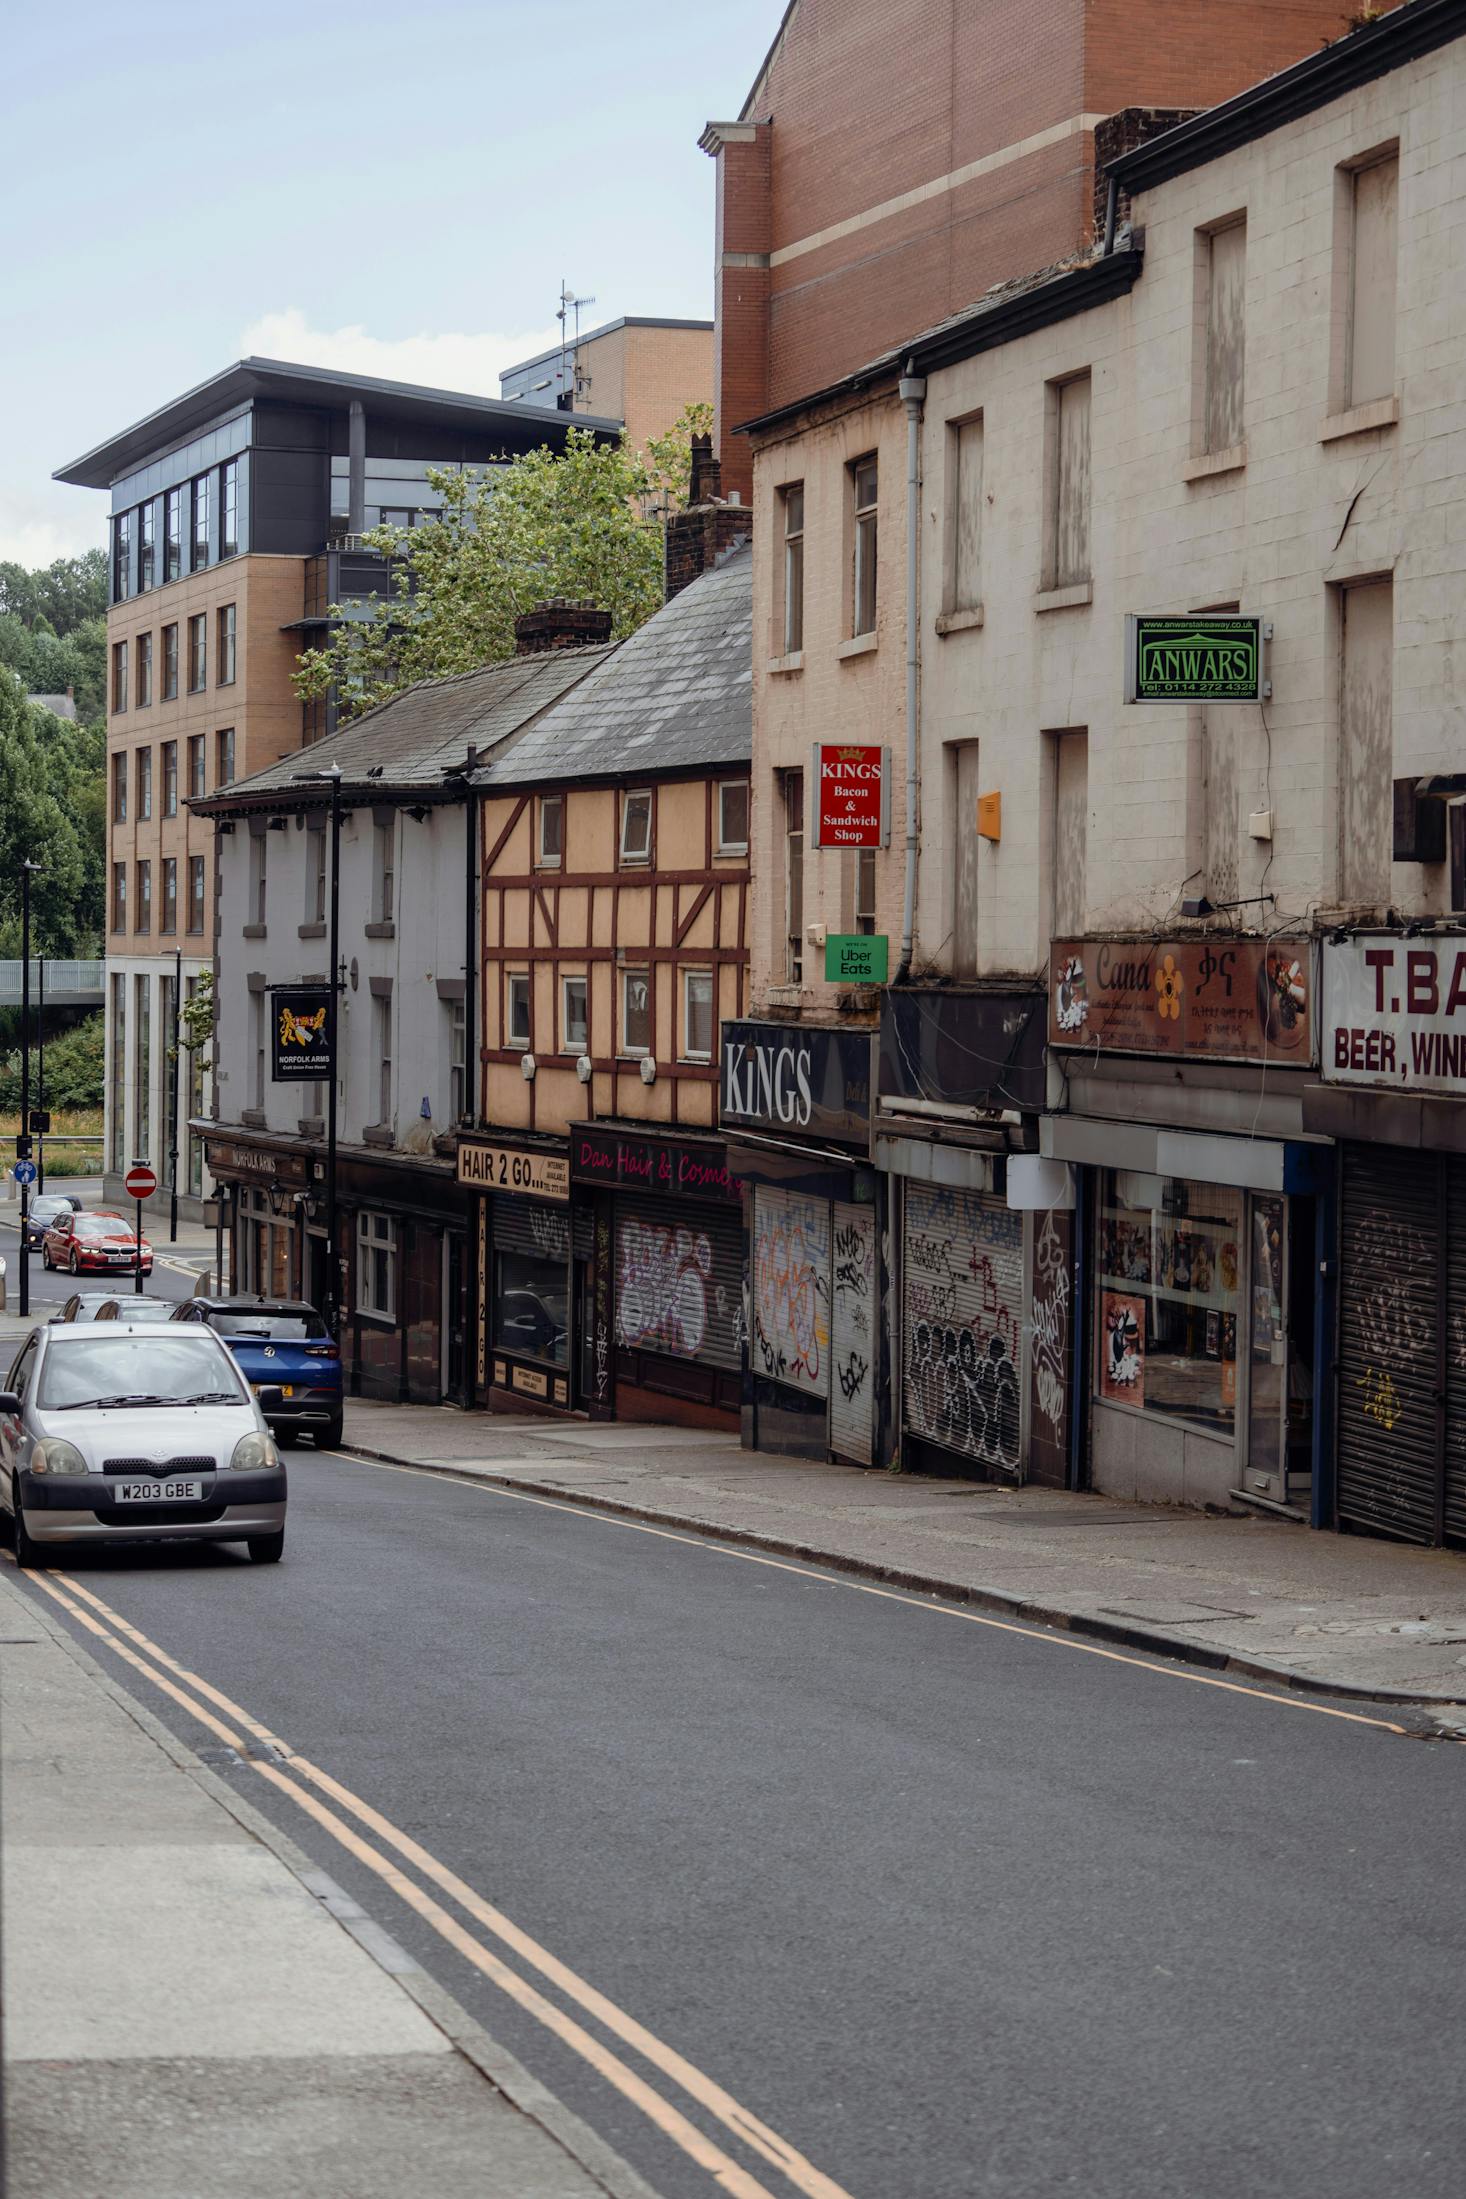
[14,1512,48,1571]
[247,1530,285,1565]
[319,1413,345,1450]
[68,1251,79,1276]
[42,1246,52,1269]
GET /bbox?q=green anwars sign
[1125,614,1266,704]
[825,933,888,985]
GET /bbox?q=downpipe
[895,368,926,985]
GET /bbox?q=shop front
[569,1124,745,1429]
[720,1021,880,1464]
[458,1132,577,1414]
[876,988,1059,1483]
[204,1136,313,1299]
[1306,932,1466,1547]
[1047,935,1329,1516]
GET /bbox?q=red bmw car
[42,1209,154,1279]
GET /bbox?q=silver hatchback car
[0,1322,287,1568]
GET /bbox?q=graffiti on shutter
[753,1186,830,1397]
[1337,1144,1440,1545]
[1027,1205,1072,1487]
[903,1183,1022,1473]
[830,1201,875,1463]
[495,1196,572,1262]
[614,1196,743,1372]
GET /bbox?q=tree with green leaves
[0,669,97,953]
[294,405,715,720]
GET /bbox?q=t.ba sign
[570,1126,744,1203]
[1124,615,1267,704]
[1049,938,1312,1063]
[811,743,890,848]
[1323,936,1466,1092]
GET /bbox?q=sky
[2,0,779,568]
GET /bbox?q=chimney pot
[514,599,614,654]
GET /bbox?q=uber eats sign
[1124,614,1268,704]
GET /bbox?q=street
[11,1444,1466,2199]
[0,1188,208,1319]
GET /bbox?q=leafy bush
[0,1011,104,1110]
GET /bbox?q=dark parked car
[20,1193,83,1251]
[170,1297,343,1447]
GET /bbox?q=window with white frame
[945,414,983,612]
[357,1211,396,1319]
[717,779,749,855]
[780,482,804,654]
[374,994,393,1126]
[374,819,395,923]
[506,972,531,1050]
[682,970,714,1061]
[620,789,652,863]
[448,996,466,1119]
[780,768,805,983]
[251,990,265,1109]
[306,826,327,923]
[538,792,563,868]
[620,967,651,1056]
[851,456,878,635]
[249,832,267,927]
[561,976,588,1053]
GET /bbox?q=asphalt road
[0,1194,205,1320]
[16,1448,1466,2199]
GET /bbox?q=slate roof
[194,643,615,811]
[473,542,751,792]
[28,693,78,721]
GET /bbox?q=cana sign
[1125,615,1266,704]
[811,743,889,848]
[1323,937,1466,1092]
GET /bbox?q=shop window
[716,779,749,855]
[506,972,531,1050]
[537,793,563,868]
[620,968,650,1057]
[1096,1172,1243,1434]
[357,1211,396,1320]
[682,969,713,1061]
[620,789,652,864]
[492,1213,569,1368]
[561,976,588,1053]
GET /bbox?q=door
[443,1233,466,1399]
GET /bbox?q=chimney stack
[514,599,614,655]
[663,435,753,603]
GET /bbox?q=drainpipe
[895,367,926,985]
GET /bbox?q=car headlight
[229,1431,280,1471]
[31,1438,88,1477]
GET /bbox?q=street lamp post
[36,954,45,1195]
[17,861,42,1319]
[294,765,344,1336]
[169,944,182,1243]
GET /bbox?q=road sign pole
[135,1194,144,1295]
[123,1164,156,1294]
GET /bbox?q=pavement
[337,1398,1466,1709]
[0,1562,645,2199]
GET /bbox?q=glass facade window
[165,488,182,582]
[188,733,205,799]
[112,640,128,713]
[162,741,178,817]
[1096,1172,1243,1434]
[162,856,177,933]
[220,459,239,558]
[192,475,210,571]
[111,862,127,933]
[217,602,236,685]
[162,623,179,700]
[139,502,155,593]
[136,747,151,821]
[136,858,151,933]
[134,975,151,1162]
[111,752,127,823]
[185,977,205,1195]
[113,512,132,602]
[136,631,152,708]
[216,727,235,785]
[109,973,127,1171]
[187,854,206,933]
[188,614,206,692]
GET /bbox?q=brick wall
[705,0,1403,474]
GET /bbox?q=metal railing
[0,959,105,1004]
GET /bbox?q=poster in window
[272,987,332,1081]
[1100,1291,1145,1404]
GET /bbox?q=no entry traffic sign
[124,1164,157,1200]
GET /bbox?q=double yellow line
[17,1561,857,2199]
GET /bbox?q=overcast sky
[3,0,775,567]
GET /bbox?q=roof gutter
[1107,0,1466,194]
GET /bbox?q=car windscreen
[31,1199,68,1221]
[207,1310,328,1340]
[37,1334,247,1410]
[96,1301,175,1322]
[75,1216,132,1239]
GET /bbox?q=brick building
[701,0,1406,497]
[500,316,713,451]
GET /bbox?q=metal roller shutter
[1443,1158,1466,1548]
[903,1182,1022,1474]
[829,1202,876,1465]
[1337,1145,1441,1546]
[752,1185,830,1398]
[493,1197,572,1264]
[613,1194,743,1373]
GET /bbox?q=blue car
[170,1296,344,1448]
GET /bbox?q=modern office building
[500,316,713,449]
[54,358,620,1221]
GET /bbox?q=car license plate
[116,1479,204,1503]
[252,1383,294,1398]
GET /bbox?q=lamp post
[17,861,42,1318]
[36,953,45,1195]
[169,944,182,1243]
[294,764,343,1336]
